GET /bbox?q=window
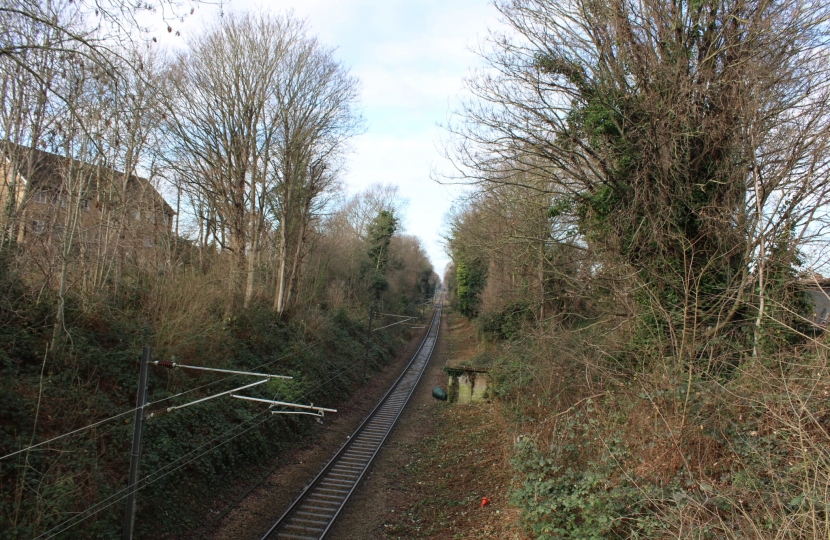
[30,220,45,234]
[34,191,49,204]
[143,236,155,248]
[82,199,90,212]
[54,224,64,238]
[131,208,140,221]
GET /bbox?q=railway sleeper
[356,431,386,438]
[338,455,370,463]
[298,504,339,516]
[362,424,392,431]
[312,495,348,504]
[347,443,378,451]
[303,499,341,510]
[295,509,335,519]
[289,515,330,525]
[333,466,365,474]
[327,471,360,481]
[282,524,325,534]
[316,487,350,496]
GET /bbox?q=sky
[156,0,501,276]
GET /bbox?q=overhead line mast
[122,351,338,539]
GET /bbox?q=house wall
[2,150,175,281]
[808,288,830,326]
[0,159,26,234]
[20,187,172,247]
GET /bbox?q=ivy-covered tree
[455,259,486,318]
[448,0,830,361]
[366,210,398,300]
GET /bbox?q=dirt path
[199,323,432,540]
[329,310,525,539]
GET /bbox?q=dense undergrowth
[477,312,830,539]
[441,0,830,535]
[0,249,412,539]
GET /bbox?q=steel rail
[260,297,443,540]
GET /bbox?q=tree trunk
[283,197,310,313]
[244,162,260,308]
[275,181,294,313]
[751,131,766,359]
[51,157,85,352]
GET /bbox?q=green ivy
[510,432,663,539]
[455,259,487,319]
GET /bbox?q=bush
[511,433,663,540]
[476,300,533,341]
[486,311,830,539]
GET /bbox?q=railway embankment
[0,261,418,540]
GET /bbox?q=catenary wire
[148,340,322,407]
[0,407,141,461]
[34,409,274,540]
[1,341,322,462]
[28,309,430,536]
[32,338,350,538]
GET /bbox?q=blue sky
[160,0,500,276]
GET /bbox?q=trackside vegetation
[0,209,436,538]
[0,7,439,538]
[444,0,830,537]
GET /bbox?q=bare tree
[269,30,362,315]
[163,13,361,313]
[163,13,299,310]
[339,183,406,239]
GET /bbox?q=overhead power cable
[28,310,434,536]
[152,361,292,380]
[39,346,352,540]
[0,407,140,461]
[1,342,320,462]
[32,330,362,537]
[34,408,274,540]
[373,317,415,332]
[148,340,320,407]
[377,312,413,318]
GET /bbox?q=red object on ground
[481,496,490,508]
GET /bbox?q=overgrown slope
[469,315,830,539]
[0,251,413,539]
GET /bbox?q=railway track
[260,298,443,540]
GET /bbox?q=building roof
[2,142,174,216]
[798,272,830,289]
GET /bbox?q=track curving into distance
[261,297,443,540]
